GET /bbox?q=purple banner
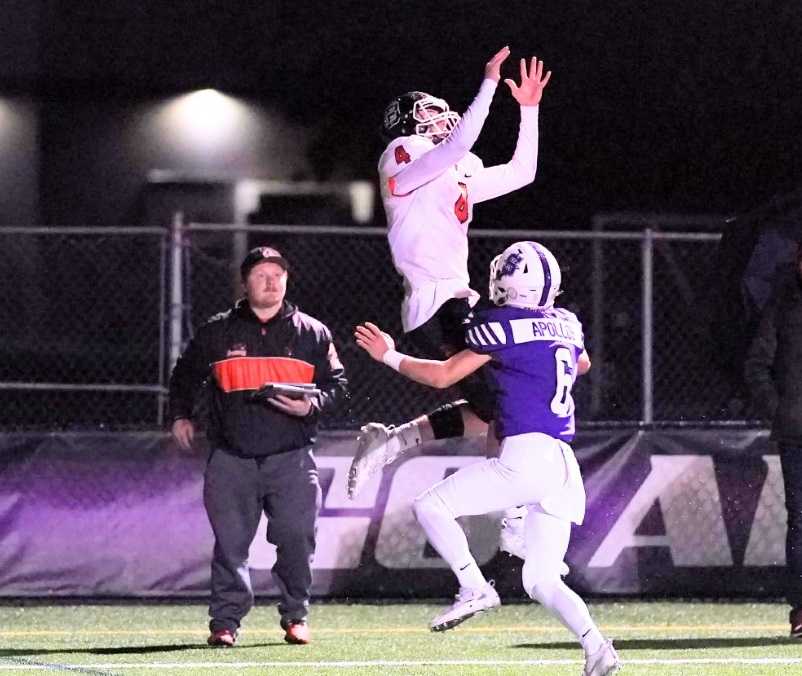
[0,428,785,598]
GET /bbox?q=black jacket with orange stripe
[168,298,348,457]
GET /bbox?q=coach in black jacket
[744,241,802,638]
[169,246,348,648]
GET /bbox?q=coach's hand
[267,394,313,417]
[171,418,196,451]
[355,322,395,362]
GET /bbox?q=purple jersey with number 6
[465,305,585,441]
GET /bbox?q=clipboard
[250,382,321,401]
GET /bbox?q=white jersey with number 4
[378,78,541,333]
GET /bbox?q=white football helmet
[489,241,562,309]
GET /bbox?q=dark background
[1,1,800,430]
[2,0,802,228]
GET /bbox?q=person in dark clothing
[744,241,802,638]
[169,245,348,647]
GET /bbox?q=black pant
[407,297,495,422]
[203,446,321,632]
[780,443,802,609]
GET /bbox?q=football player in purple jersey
[355,242,620,676]
[347,48,551,508]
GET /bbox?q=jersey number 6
[550,346,575,416]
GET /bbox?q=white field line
[2,658,802,670]
[0,623,788,637]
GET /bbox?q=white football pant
[413,432,600,645]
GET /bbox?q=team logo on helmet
[383,101,401,130]
[497,251,524,279]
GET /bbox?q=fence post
[157,229,167,426]
[642,228,654,423]
[168,212,185,378]
[590,215,606,417]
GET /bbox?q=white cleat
[347,423,400,499]
[498,513,569,576]
[583,639,621,676]
[430,581,501,632]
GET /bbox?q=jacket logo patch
[227,343,248,357]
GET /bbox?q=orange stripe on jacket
[213,356,315,393]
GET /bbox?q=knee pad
[413,488,453,523]
[522,559,562,604]
[427,401,467,440]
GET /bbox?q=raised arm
[466,57,551,204]
[355,322,490,388]
[388,47,509,195]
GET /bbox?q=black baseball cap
[240,246,289,279]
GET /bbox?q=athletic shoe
[283,619,311,645]
[430,581,501,632]
[348,422,399,499]
[791,607,802,638]
[583,639,621,676]
[498,514,570,576]
[207,628,237,647]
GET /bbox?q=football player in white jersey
[348,48,551,534]
[354,242,621,676]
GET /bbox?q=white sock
[527,575,604,655]
[579,626,605,656]
[455,560,487,591]
[393,421,422,451]
[414,490,486,591]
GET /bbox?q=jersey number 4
[454,182,469,223]
[394,146,412,165]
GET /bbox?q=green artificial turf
[0,600,798,675]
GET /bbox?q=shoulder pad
[378,135,435,175]
[549,307,579,322]
[465,309,509,354]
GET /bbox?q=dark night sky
[11,0,802,227]
[277,0,802,227]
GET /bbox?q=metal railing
[0,216,740,429]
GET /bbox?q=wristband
[381,349,406,372]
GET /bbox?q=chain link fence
[0,228,166,429]
[0,221,750,430]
